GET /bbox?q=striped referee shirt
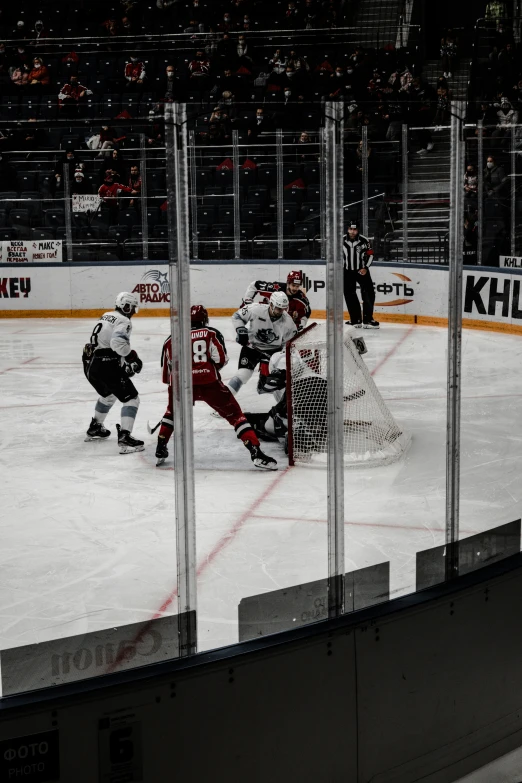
[342,234,373,271]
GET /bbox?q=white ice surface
[1,317,521,658]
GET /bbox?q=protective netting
[287,323,410,467]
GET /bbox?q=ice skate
[85,418,111,441]
[363,319,380,329]
[155,436,169,466]
[345,320,362,327]
[116,424,145,454]
[244,440,278,470]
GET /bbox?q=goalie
[245,327,368,452]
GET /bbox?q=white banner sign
[72,194,101,213]
[500,256,522,268]
[0,240,63,264]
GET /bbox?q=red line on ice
[249,513,479,537]
[370,324,415,377]
[0,356,37,375]
[106,467,290,674]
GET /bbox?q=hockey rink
[1,317,521,659]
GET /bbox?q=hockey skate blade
[253,459,278,471]
[119,444,145,455]
[84,435,110,442]
[156,457,167,467]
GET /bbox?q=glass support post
[361,125,369,237]
[324,101,345,618]
[276,129,284,260]
[165,102,197,654]
[320,127,327,259]
[402,124,409,262]
[188,130,199,261]
[511,124,516,257]
[477,120,484,266]
[232,130,241,260]
[63,163,74,264]
[445,101,465,581]
[139,134,149,261]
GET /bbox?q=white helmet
[270,291,289,312]
[115,291,139,315]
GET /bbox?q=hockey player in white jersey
[228,291,297,396]
[82,291,145,454]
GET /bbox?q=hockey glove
[257,369,286,395]
[236,327,249,346]
[125,350,143,374]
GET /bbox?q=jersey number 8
[90,323,103,346]
[193,339,208,364]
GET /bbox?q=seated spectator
[99,149,127,183]
[269,49,287,75]
[188,50,210,82]
[96,126,120,158]
[30,19,47,48]
[295,131,316,161]
[128,164,142,208]
[124,56,146,90]
[71,170,92,196]
[164,64,182,102]
[484,154,508,197]
[28,57,50,91]
[248,106,273,138]
[9,64,29,88]
[464,164,478,200]
[58,75,93,116]
[236,35,252,65]
[98,170,138,220]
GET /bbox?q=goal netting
[286,322,410,467]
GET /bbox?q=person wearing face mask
[124,55,146,90]
[28,57,50,92]
[484,155,508,199]
[237,35,251,63]
[164,65,181,102]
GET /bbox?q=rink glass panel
[3,116,522,693]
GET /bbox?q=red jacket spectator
[58,77,92,107]
[125,58,146,83]
[28,58,50,86]
[188,52,210,77]
[98,174,136,203]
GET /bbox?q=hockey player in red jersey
[155,305,277,470]
[242,270,311,330]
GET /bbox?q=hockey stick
[147,420,161,435]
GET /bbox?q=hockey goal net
[286,322,410,467]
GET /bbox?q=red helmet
[287,270,302,285]
[190,304,209,327]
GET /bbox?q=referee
[342,221,379,329]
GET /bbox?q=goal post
[286,322,410,467]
